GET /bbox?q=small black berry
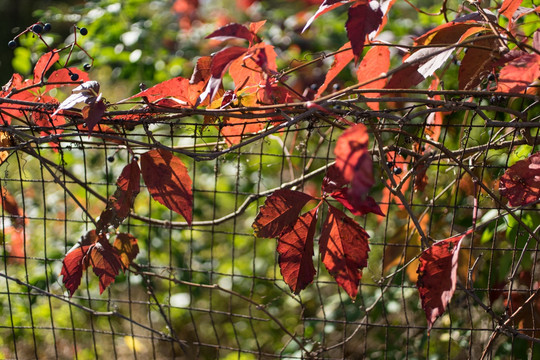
[107,156,114,163]
[83,63,91,71]
[43,23,52,32]
[70,73,79,81]
[386,161,394,168]
[132,156,139,162]
[79,27,88,36]
[394,167,403,175]
[332,83,340,91]
[8,40,17,49]
[32,24,43,34]
[487,73,496,82]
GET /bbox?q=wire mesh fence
[0,87,539,360]
[0,66,540,359]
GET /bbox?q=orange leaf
[316,42,354,98]
[113,233,139,270]
[356,46,390,110]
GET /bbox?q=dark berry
[79,27,88,36]
[8,40,17,49]
[32,24,43,34]
[107,156,114,163]
[487,73,496,82]
[83,63,91,71]
[43,23,52,32]
[132,156,139,162]
[332,83,340,91]
[386,161,394,168]
[394,167,403,175]
[70,73,79,81]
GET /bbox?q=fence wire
[0,91,539,359]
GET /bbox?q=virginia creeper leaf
[129,76,192,104]
[253,189,314,238]
[82,99,107,134]
[97,159,141,233]
[346,1,384,63]
[356,45,390,110]
[322,164,349,194]
[334,123,372,189]
[33,50,60,83]
[87,236,123,294]
[417,230,472,332]
[303,0,353,33]
[458,33,498,90]
[45,68,90,91]
[277,207,318,293]
[53,81,101,116]
[500,0,523,21]
[499,151,540,207]
[316,42,354,98]
[141,149,193,224]
[113,233,139,271]
[198,46,248,104]
[1,186,23,228]
[330,189,384,216]
[320,205,370,299]
[496,53,540,93]
[206,23,260,44]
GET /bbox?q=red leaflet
[277,207,318,293]
[356,46,390,110]
[417,230,472,331]
[499,151,540,207]
[206,23,260,44]
[198,46,248,104]
[346,1,383,63]
[97,160,141,233]
[320,205,370,299]
[112,233,139,271]
[129,76,192,104]
[334,123,371,185]
[45,68,90,91]
[253,189,315,238]
[141,149,193,224]
[1,186,24,228]
[303,0,353,33]
[249,20,266,35]
[458,31,498,90]
[33,50,60,83]
[82,99,106,134]
[496,53,540,93]
[322,164,349,194]
[229,43,277,92]
[61,230,123,296]
[500,0,523,21]
[330,189,384,217]
[316,42,354,98]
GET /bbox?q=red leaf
[277,207,318,293]
[82,99,106,134]
[229,43,277,92]
[45,68,90,91]
[5,226,25,263]
[113,233,139,271]
[1,186,24,228]
[129,76,192,104]
[458,31,499,90]
[320,205,370,299]
[499,151,540,207]
[500,0,523,21]
[330,189,384,216]
[249,20,266,35]
[316,42,354,98]
[60,230,100,297]
[141,149,193,224]
[417,230,472,331]
[334,123,372,190]
[61,244,89,297]
[322,164,349,194]
[356,45,390,110]
[253,189,315,238]
[346,1,384,63]
[198,46,248,104]
[206,23,260,43]
[33,50,60,83]
[302,0,353,33]
[97,160,141,232]
[496,53,540,93]
[87,236,123,294]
